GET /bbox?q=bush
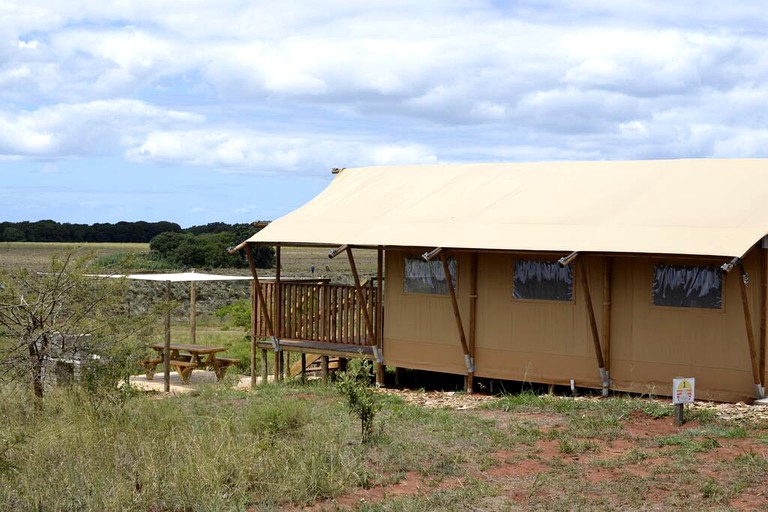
[335,359,382,444]
[149,232,274,269]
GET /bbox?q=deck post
[260,349,268,383]
[250,281,257,388]
[244,243,277,386]
[345,247,377,347]
[576,258,610,395]
[275,244,282,382]
[321,355,329,382]
[738,263,764,398]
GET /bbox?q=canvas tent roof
[246,159,768,258]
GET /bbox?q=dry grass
[3,384,768,511]
[0,242,377,282]
[0,242,149,273]
[264,246,380,285]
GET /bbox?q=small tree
[0,251,151,402]
[335,359,382,444]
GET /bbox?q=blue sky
[2,1,768,228]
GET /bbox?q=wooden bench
[211,357,240,380]
[141,358,200,384]
[170,360,199,384]
[141,358,163,380]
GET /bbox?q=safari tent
[238,159,768,403]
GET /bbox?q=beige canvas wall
[382,249,471,375]
[609,251,761,402]
[473,252,607,387]
[383,248,765,402]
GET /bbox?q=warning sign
[672,378,695,404]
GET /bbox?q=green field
[0,241,379,280]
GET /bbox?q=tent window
[652,264,722,309]
[513,260,573,301]
[403,257,457,295]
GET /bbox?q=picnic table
[142,343,240,384]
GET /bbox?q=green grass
[3,381,768,510]
[3,244,768,510]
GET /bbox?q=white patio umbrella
[121,272,253,391]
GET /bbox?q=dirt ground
[303,390,768,511]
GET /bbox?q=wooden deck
[254,280,379,352]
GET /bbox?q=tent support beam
[245,243,278,386]
[576,258,610,395]
[439,251,475,381]
[345,247,378,350]
[275,244,282,382]
[423,247,474,380]
[467,251,478,393]
[602,258,613,373]
[738,263,765,399]
[375,246,385,385]
[760,248,767,390]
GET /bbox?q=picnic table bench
[141,344,240,384]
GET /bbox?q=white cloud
[126,129,437,172]
[0,100,203,157]
[2,0,768,169]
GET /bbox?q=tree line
[0,220,182,243]
[1,219,275,269]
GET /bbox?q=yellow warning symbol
[672,377,695,404]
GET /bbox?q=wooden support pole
[439,252,473,381]
[761,249,767,389]
[738,264,764,398]
[375,246,385,385]
[250,281,256,389]
[260,348,268,383]
[674,403,685,427]
[283,351,290,380]
[346,247,377,347]
[301,353,307,383]
[321,355,329,382]
[602,258,613,373]
[576,258,609,395]
[163,280,171,393]
[244,243,277,386]
[275,244,282,382]
[467,251,478,393]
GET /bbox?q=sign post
[672,377,695,426]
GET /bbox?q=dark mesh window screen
[651,264,722,309]
[403,257,457,295]
[513,260,573,301]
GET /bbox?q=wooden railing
[254,280,378,346]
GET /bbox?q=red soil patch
[292,394,768,510]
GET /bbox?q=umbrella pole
[190,281,197,344]
[164,280,171,392]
